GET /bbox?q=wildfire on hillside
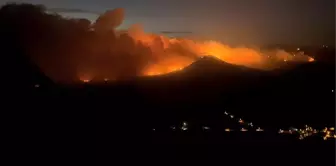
[9,6,313,83]
[77,8,314,83]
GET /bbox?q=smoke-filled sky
[2,0,335,46]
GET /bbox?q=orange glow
[74,23,314,81]
[308,57,315,62]
[142,56,193,76]
[22,7,314,83]
[125,26,313,78]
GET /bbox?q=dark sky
[2,0,335,46]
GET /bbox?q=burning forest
[0,4,314,84]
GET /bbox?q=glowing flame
[308,57,315,62]
[19,7,315,83]
[120,26,314,78]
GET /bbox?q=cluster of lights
[156,115,264,133]
[224,111,263,132]
[278,125,336,141]
[152,113,334,141]
[298,125,318,140]
[321,127,335,140]
[154,122,334,141]
[148,104,335,142]
[153,112,265,132]
[181,121,188,131]
[149,104,335,141]
[83,79,90,83]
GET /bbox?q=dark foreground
[10,83,335,165]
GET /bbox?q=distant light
[297,48,300,51]
[203,126,210,130]
[181,121,188,131]
[330,127,334,131]
[241,128,248,132]
[279,129,284,133]
[225,128,231,132]
[332,90,334,93]
[284,59,287,62]
[104,78,109,82]
[308,57,314,62]
[248,123,253,127]
[153,128,156,131]
[239,119,244,124]
[256,127,264,132]
[34,84,40,88]
[83,79,90,83]
[230,115,234,118]
[224,111,228,115]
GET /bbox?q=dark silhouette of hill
[232,61,335,128]
[79,54,334,129]
[92,56,335,165]
[0,3,56,89]
[167,56,264,77]
[137,56,267,96]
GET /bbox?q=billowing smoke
[0,4,314,84]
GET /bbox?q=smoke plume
[0,4,314,84]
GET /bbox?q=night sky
[1,0,335,46]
